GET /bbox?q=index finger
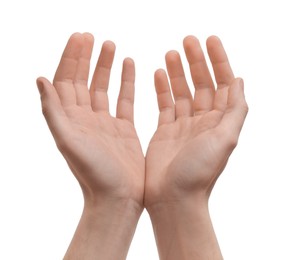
[207,36,234,89]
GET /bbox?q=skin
[37,33,248,260]
[37,33,145,260]
[144,35,248,259]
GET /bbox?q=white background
[0,0,286,259]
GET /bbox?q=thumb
[36,77,69,144]
[218,78,248,146]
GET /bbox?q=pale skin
[37,33,248,259]
[37,33,145,260]
[145,36,248,259]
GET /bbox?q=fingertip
[121,57,135,82]
[61,33,84,60]
[229,78,248,111]
[236,77,248,112]
[82,33,94,49]
[166,50,180,57]
[183,35,199,48]
[237,77,244,90]
[82,32,94,41]
[207,35,220,41]
[36,77,48,94]
[71,32,82,36]
[154,69,170,95]
[155,68,166,76]
[36,76,50,85]
[156,68,165,72]
[69,32,84,42]
[37,77,55,95]
[232,77,244,92]
[165,50,180,63]
[36,77,44,86]
[123,57,135,67]
[206,35,221,48]
[102,40,116,52]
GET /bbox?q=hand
[37,33,145,259]
[37,33,145,207]
[144,36,248,260]
[145,36,248,207]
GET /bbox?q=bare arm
[37,33,145,260]
[145,36,248,259]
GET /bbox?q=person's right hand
[37,33,145,209]
[37,33,145,259]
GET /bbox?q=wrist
[84,195,143,215]
[64,197,143,260]
[145,184,210,213]
[80,179,145,212]
[147,197,222,260]
[147,196,210,232]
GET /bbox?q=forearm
[64,198,143,260]
[147,197,222,260]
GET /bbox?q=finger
[217,78,248,150]
[53,33,84,107]
[165,51,193,118]
[37,77,70,145]
[116,58,135,123]
[207,36,234,89]
[73,33,94,107]
[207,36,235,112]
[183,36,215,115]
[154,69,175,126]
[90,41,115,112]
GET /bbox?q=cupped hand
[37,33,145,208]
[145,36,248,207]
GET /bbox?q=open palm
[145,36,248,206]
[37,33,144,205]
